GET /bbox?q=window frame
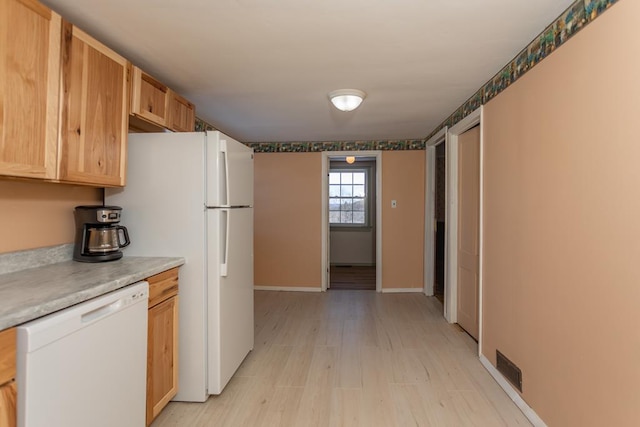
[328,168,370,228]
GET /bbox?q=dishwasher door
[16,281,149,427]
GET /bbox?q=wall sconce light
[328,89,366,112]
[346,156,356,164]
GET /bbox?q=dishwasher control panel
[124,287,149,304]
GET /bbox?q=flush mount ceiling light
[328,89,366,112]
[346,156,356,164]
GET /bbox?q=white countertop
[0,256,184,330]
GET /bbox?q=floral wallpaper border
[194,117,217,132]
[193,120,425,152]
[195,0,618,152]
[245,140,426,153]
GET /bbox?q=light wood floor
[151,291,531,427]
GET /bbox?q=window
[329,170,368,225]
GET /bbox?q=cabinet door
[0,328,16,386]
[59,23,129,187]
[0,0,61,180]
[131,66,169,128]
[0,381,16,427]
[0,328,16,427]
[147,295,178,426]
[168,90,195,132]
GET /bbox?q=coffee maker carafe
[73,205,130,262]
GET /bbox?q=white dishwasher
[16,281,149,427]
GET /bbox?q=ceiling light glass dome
[328,89,366,112]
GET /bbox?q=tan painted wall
[254,153,323,288]
[381,151,425,289]
[482,1,640,425]
[0,180,101,253]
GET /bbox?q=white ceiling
[43,0,575,143]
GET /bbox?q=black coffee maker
[73,205,130,262]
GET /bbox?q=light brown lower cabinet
[0,382,17,427]
[0,328,17,427]
[146,268,179,426]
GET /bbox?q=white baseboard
[254,286,322,292]
[381,287,424,293]
[479,355,547,427]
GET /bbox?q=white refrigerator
[106,130,254,402]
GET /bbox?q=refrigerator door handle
[220,139,230,207]
[220,209,229,277]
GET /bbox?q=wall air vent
[496,350,523,392]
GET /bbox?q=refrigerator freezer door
[207,207,254,394]
[206,131,253,207]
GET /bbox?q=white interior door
[207,207,254,394]
[457,126,480,340]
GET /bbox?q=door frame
[445,106,484,355]
[321,151,382,292]
[424,127,447,296]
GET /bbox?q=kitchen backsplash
[0,244,73,275]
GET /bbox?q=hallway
[152,291,530,426]
[329,265,376,290]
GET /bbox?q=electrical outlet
[391,200,397,208]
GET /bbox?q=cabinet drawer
[148,268,179,308]
[0,328,16,385]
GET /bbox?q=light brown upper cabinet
[130,66,195,133]
[131,67,170,128]
[59,23,129,187]
[168,90,195,132]
[0,0,61,181]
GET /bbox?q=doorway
[424,127,447,300]
[456,125,480,340]
[444,106,484,353]
[321,151,382,292]
[328,157,376,290]
[434,141,446,304]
